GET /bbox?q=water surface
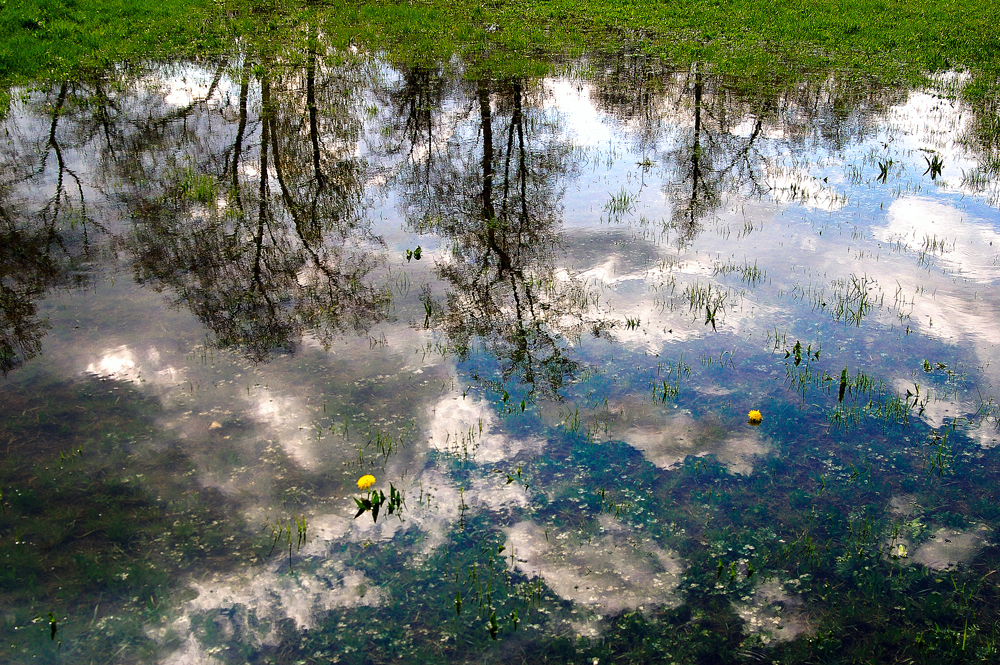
[2,52,1000,663]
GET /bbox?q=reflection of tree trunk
[263,68,350,291]
[510,84,538,318]
[256,75,271,291]
[479,81,495,222]
[306,26,325,236]
[307,28,323,187]
[498,82,529,231]
[479,81,514,277]
[514,84,529,230]
[501,91,516,220]
[689,63,703,228]
[230,63,251,201]
[266,102,311,242]
[94,80,117,158]
[263,34,326,242]
[46,83,70,227]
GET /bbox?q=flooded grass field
[2,41,1000,663]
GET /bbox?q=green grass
[2,0,1000,101]
[0,0,232,77]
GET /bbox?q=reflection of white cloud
[876,197,1000,282]
[250,392,316,469]
[763,162,846,211]
[884,500,991,571]
[887,494,922,517]
[156,460,530,662]
[158,560,381,665]
[890,377,970,430]
[965,422,1000,449]
[577,258,639,285]
[733,579,811,644]
[884,79,993,200]
[347,467,461,554]
[910,526,991,571]
[618,404,769,475]
[345,465,529,557]
[84,344,182,385]
[466,471,532,512]
[580,259,738,351]
[834,196,1000,391]
[157,67,229,107]
[426,393,544,463]
[505,517,683,615]
[906,289,995,344]
[543,78,613,147]
[731,116,786,141]
[85,345,141,382]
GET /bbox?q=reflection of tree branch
[386,66,448,186]
[149,62,226,127]
[229,63,251,205]
[516,87,529,230]
[0,224,56,374]
[98,91,117,155]
[254,74,278,317]
[479,81,496,223]
[267,104,369,303]
[404,77,593,401]
[591,56,883,243]
[307,28,325,192]
[122,53,389,361]
[39,83,101,250]
[0,80,114,373]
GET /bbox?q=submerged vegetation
[0,378,262,662]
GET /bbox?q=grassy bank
[2,0,1000,86]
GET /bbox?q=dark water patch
[0,375,262,663]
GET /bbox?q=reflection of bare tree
[661,63,769,245]
[590,60,771,246]
[377,64,452,190]
[0,85,96,373]
[1,52,947,374]
[0,219,58,374]
[588,55,673,157]
[111,50,391,361]
[399,77,597,400]
[590,57,906,247]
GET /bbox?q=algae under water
[2,47,1000,664]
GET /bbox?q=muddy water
[2,54,999,663]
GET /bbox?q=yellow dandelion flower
[747,410,763,426]
[357,474,376,490]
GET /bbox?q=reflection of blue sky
[544,74,1000,442]
[154,68,1000,657]
[7,62,1000,662]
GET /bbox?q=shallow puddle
[2,50,1000,663]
